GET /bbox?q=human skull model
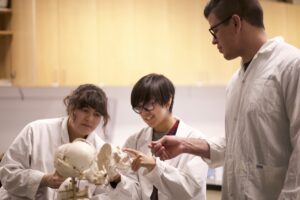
[97,143,132,180]
[54,139,96,178]
[84,143,132,185]
[84,160,108,185]
[55,141,132,199]
[57,178,90,200]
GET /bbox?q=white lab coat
[207,37,300,200]
[99,120,208,200]
[0,117,105,200]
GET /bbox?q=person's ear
[231,14,242,27]
[231,14,243,34]
[166,97,173,110]
[70,110,76,121]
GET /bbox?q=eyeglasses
[133,101,156,114]
[209,16,232,39]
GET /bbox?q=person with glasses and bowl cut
[101,73,208,200]
[150,0,300,200]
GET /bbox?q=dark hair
[131,73,175,112]
[64,84,109,127]
[204,0,264,28]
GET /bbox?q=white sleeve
[101,173,142,200]
[144,155,208,200]
[0,125,44,199]
[278,59,300,199]
[204,136,226,168]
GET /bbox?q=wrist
[147,156,156,172]
[181,138,190,154]
[184,138,210,158]
[39,175,49,188]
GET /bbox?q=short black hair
[64,84,109,127]
[131,73,175,112]
[204,0,264,28]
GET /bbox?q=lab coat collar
[133,127,153,156]
[61,116,70,144]
[256,36,284,56]
[141,117,187,146]
[85,130,97,144]
[175,120,188,137]
[238,36,284,78]
[144,117,187,141]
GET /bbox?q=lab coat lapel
[61,117,70,144]
[140,128,153,156]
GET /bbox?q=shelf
[0,8,12,13]
[0,7,12,36]
[0,30,12,36]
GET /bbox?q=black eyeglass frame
[132,100,157,114]
[209,16,232,39]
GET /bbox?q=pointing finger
[123,148,140,157]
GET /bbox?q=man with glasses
[150,0,300,199]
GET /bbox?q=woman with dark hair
[0,84,109,199]
[104,73,208,200]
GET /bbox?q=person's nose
[85,112,94,121]
[140,109,147,116]
[212,36,217,45]
[140,109,150,116]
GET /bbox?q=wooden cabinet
[0,8,12,35]
[0,0,34,86]
[1,0,300,87]
[6,0,103,86]
[0,3,12,84]
[35,0,101,86]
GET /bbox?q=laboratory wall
[0,85,225,154]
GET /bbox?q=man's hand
[148,136,185,160]
[40,171,65,189]
[123,148,156,172]
[149,136,211,160]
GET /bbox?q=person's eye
[94,112,101,117]
[81,107,89,112]
[144,103,154,110]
